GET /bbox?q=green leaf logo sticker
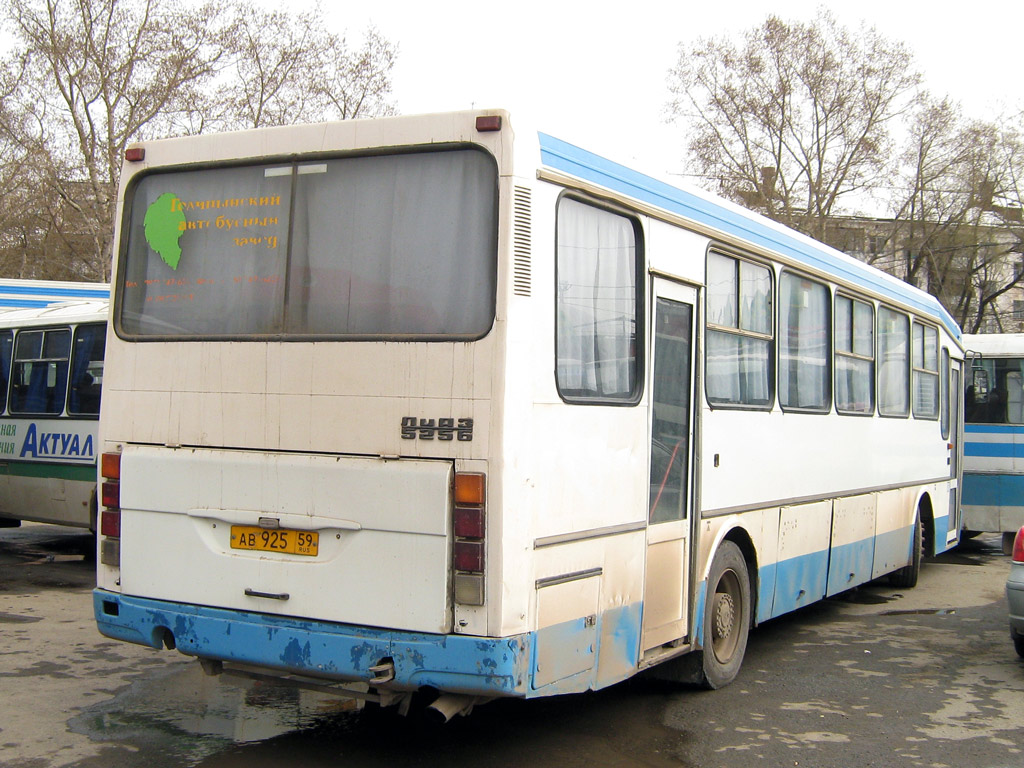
[143,192,186,270]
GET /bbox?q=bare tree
[213,3,397,131]
[667,10,919,241]
[0,0,398,281]
[891,98,1024,331]
[2,0,231,280]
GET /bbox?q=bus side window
[0,330,12,414]
[10,329,71,416]
[68,323,106,416]
[706,252,773,407]
[555,197,641,403]
[1006,372,1023,424]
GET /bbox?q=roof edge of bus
[127,109,514,150]
[961,332,1024,354]
[536,131,962,343]
[0,298,110,322]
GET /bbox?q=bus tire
[1003,532,1016,557]
[701,540,750,690]
[890,512,922,589]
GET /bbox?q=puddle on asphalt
[880,608,957,616]
[0,611,42,623]
[837,590,898,605]
[68,661,362,767]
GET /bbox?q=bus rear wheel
[701,541,750,689]
[890,512,922,589]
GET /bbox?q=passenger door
[949,361,962,543]
[641,278,697,652]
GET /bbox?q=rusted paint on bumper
[94,590,531,697]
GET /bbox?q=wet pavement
[1,523,1022,768]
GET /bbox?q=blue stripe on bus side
[769,549,831,617]
[826,536,877,597]
[964,443,1024,458]
[962,473,1024,507]
[0,299,57,309]
[0,285,109,299]
[965,424,1024,435]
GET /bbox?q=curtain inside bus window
[706,253,772,407]
[707,252,738,327]
[555,198,639,401]
[835,295,875,414]
[941,349,951,438]
[878,308,909,416]
[285,150,496,336]
[912,323,939,419]
[120,148,496,339]
[0,331,12,414]
[1006,361,1024,424]
[68,324,106,416]
[779,273,830,410]
[10,329,71,415]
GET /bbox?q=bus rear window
[118,148,498,339]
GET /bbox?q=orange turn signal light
[454,473,485,505]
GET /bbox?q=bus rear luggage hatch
[117,446,455,634]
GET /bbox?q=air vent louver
[512,186,532,297]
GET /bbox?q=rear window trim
[113,143,499,343]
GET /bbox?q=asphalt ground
[1,523,1021,768]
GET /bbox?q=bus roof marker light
[475,115,502,132]
[125,147,145,162]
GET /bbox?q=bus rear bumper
[93,589,531,697]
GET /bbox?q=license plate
[230,525,319,557]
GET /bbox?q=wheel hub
[713,591,735,639]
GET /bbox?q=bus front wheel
[701,541,751,689]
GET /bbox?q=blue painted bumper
[93,590,531,697]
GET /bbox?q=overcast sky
[323,0,1023,178]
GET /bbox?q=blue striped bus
[962,332,1024,553]
[94,110,963,718]
[0,298,108,530]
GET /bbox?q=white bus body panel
[118,445,454,634]
[0,417,98,527]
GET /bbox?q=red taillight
[100,509,121,538]
[454,540,484,572]
[101,481,120,509]
[453,472,486,605]
[101,451,121,515]
[454,506,485,539]
[1013,527,1024,562]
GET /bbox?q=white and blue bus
[94,110,963,717]
[962,332,1024,553]
[0,299,108,530]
